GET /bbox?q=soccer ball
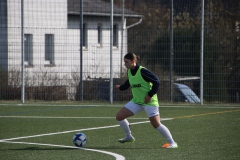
[73,132,87,147]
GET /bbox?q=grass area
[0,103,240,160]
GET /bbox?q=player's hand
[145,95,152,103]
[115,85,120,89]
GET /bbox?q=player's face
[124,58,136,69]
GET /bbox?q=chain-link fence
[0,0,239,104]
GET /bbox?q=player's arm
[141,68,160,97]
[116,79,130,91]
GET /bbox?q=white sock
[157,124,175,144]
[118,119,132,138]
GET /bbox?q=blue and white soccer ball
[73,132,87,147]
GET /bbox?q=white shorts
[125,101,159,118]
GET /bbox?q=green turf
[0,103,240,160]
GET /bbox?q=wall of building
[2,0,136,101]
[67,15,126,79]
[7,0,68,72]
[5,0,127,90]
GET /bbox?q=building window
[45,34,55,65]
[97,24,102,46]
[82,23,88,48]
[24,34,33,66]
[113,24,118,47]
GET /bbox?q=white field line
[0,116,148,120]
[0,118,172,142]
[1,140,126,160]
[0,118,172,160]
[0,104,111,107]
[0,103,239,108]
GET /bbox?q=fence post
[110,0,113,104]
[169,0,173,103]
[79,0,83,101]
[200,0,205,105]
[21,0,25,103]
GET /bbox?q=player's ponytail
[124,52,140,63]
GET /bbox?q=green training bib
[128,66,159,106]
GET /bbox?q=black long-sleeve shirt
[119,65,160,97]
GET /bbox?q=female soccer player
[115,52,178,148]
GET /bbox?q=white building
[0,0,143,100]
[0,0,142,84]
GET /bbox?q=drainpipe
[120,0,142,78]
[126,18,142,29]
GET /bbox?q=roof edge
[68,12,143,18]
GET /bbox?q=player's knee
[116,107,129,121]
[116,113,124,121]
[150,121,161,128]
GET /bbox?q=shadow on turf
[8,147,75,151]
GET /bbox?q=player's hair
[124,52,140,62]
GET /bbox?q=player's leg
[116,101,143,143]
[144,106,178,148]
[116,107,134,121]
[116,106,134,143]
